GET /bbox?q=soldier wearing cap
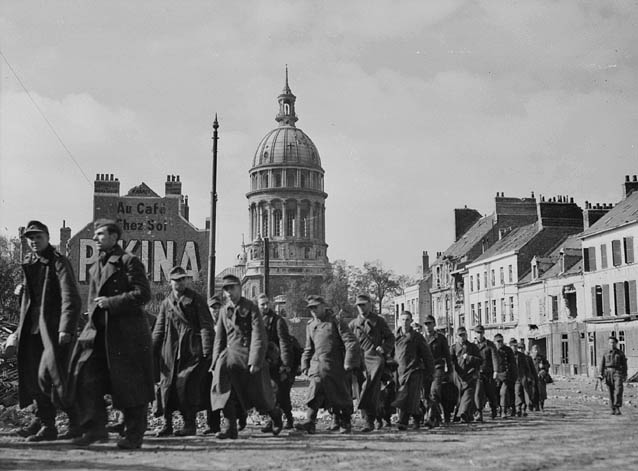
[203,294,223,434]
[599,336,628,415]
[210,274,283,439]
[450,326,482,423]
[529,344,550,411]
[349,293,395,432]
[152,266,213,437]
[473,324,499,421]
[68,219,153,449]
[510,338,531,417]
[391,311,434,430]
[422,314,452,426]
[296,295,360,434]
[493,333,517,418]
[257,293,295,431]
[15,220,81,442]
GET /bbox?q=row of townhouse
[404,175,638,377]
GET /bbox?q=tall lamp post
[207,115,219,299]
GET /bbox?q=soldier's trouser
[207,409,221,430]
[495,378,509,410]
[275,377,294,416]
[456,377,477,418]
[475,373,498,413]
[123,405,147,442]
[514,379,526,408]
[604,369,624,409]
[427,368,445,422]
[76,338,109,432]
[22,334,57,428]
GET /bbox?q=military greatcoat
[349,313,395,415]
[153,288,213,412]
[68,245,154,414]
[302,316,360,410]
[451,340,482,418]
[210,297,275,413]
[17,245,81,408]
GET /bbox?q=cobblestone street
[0,376,636,471]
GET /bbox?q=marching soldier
[15,221,81,441]
[510,338,531,417]
[349,294,395,432]
[493,333,516,418]
[599,336,627,415]
[152,267,213,436]
[258,294,295,431]
[391,311,434,430]
[529,344,550,411]
[68,219,154,449]
[473,325,499,421]
[210,275,283,439]
[203,294,223,434]
[450,326,482,423]
[296,296,360,434]
[422,314,452,426]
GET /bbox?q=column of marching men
[7,219,628,449]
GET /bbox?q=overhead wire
[0,49,91,184]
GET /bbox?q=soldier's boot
[284,411,294,430]
[327,412,341,431]
[397,409,409,431]
[204,409,221,435]
[360,411,375,433]
[26,424,58,442]
[490,408,498,420]
[174,411,197,437]
[261,420,274,433]
[294,408,317,434]
[117,405,146,450]
[237,409,247,431]
[509,406,516,417]
[522,405,528,417]
[269,407,283,436]
[59,411,83,440]
[540,401,545,412]
[516,405,523,417]
[156,411,174,437]
[616,407,622,415]
[339,411,352,434]
[375,418,384,430]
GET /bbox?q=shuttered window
[583,247,597,271]
[628,280,638,314]
[583,247,590,272]
[602,284,611,315]
[612,240,622,266]
[614,282,626,315]
[624,237,634,264]
[600,244,608,269]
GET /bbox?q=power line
[0,49,91,184]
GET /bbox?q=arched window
[273,210,282,237]
[262,211,268,237]
[284,103,290,114]
[286,209,296,236]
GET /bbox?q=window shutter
[624,237,634,264]
[628,280,638,314]
[600,244,608,269]
[612,240,622,266]
[583,248,590,272]
[602,284,611,315]
[591,286,598,316]
[614,282,626,316]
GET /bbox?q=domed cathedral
[242,69,330,302]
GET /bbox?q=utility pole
[207,114,219,299]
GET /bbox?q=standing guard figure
[349,294,395,432]
[152,266,213,436]
[599,336,627,415]
[15,221,81,442]
[210,275,283,439]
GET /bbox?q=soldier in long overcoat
[450,326,482,423]
[529,344,550,411]
[391,311,434,430]
[493,333,517,418]
[599,336,628,415]
[15,221,81,441]
[68,219,154,449]
[258,294,295,431]
[152,266,213,436]
[349,294,395,432]
[422,314,452,426]
[510,338,531,416]
[210,275,282,439]
[295,296,360,434]
[473,324,499,421]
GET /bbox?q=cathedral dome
[252,126,322,169]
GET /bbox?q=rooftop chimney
[165,174,182,196]
[623,174,638,198]
[422,251,430,277]
[94,173,120,195]
[454,207,482,241]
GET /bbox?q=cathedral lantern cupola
[275,66,298,127]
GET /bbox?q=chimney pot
[626,175,630,182]
[167,175,170,181]
[177,175,180,182]
[531,191,535,198]
[95,173,99,180]
[634,175,637,182]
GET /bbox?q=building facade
[243,71,330,299]
[393,252,432,328]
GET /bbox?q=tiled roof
[580,191,638,238]
[441,213,495,260]
[473,223,539,263]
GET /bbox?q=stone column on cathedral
[321,205,326,241]
[309,202,316,240]
[267,202,274,238]
[258,204,263,238]
[282,200,288,237]
[295,202,301,238]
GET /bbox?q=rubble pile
[0,322,18,407]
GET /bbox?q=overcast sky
[1,1,637,276]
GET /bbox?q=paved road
[0,377,636,471]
